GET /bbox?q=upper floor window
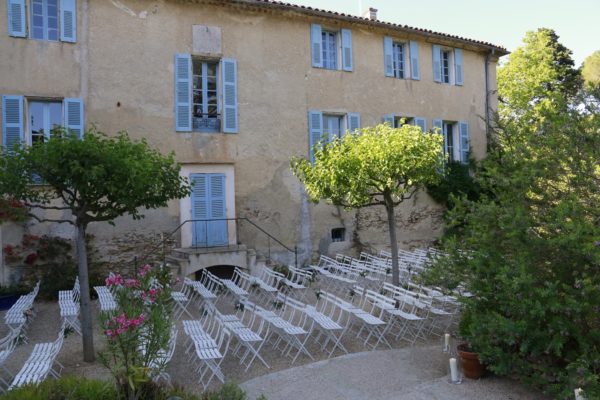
[174,54,238,133]
[432,45,463,86]
[384,37,420,80]
[7,0,77,42]
[308,110,360,162]
[311,24,353,71]
[192,60,220,132]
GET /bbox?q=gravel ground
[0,290,549,399]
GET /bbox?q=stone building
[0,0,507,279]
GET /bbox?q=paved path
[240,345,549,400]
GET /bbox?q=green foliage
[0,128,191,226]
[0,375,117,399]
[291,123,443,209]
[426,161,481,209]
[582,50,600,88]
[425,30,600,399]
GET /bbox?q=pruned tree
[291,123,443,285]
[0,128,191,362]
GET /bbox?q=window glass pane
[33,15,44,28]
[206,63,217,77]
[49,102,62,133]
[48,29,58,41]
[47,5,58,19]
[193,105,204,118]
[32,2,43,14]
[207,106,217,117]
[192,60,203,76]
[32,27,44,39]
[207,76,216,91]
[29,102,44,143]
[193,92,203,106]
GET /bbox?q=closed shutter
[209,174,228,245]
[7,0,26,37]
[341,29,353,72]
[454,48,464,86]
[409,41,420,80]
[64,98,84,138]
[459,121,469,163]
[174,54,192,132]
[221,58,238,133]
[383,114,394,127]
[432,45,442,82]
[383,37,394,77]
[308,110,323,163]
[310,24,322,68]
[191,174,208,247]
[60,0,77,42]
[2,95,24,150]
[414,117,427,132]
[347,112,360,133]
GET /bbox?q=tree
[582,50,600,88]
[291,123,443,285]
[0,129,191,362]
[425,31,600,398]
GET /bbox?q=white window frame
[321,29,339,70]
[436,47,456,85]
[192,58,221,132]
[443,121,460,161]
[27,99,63,145]
[29,0,59,41]
[322,113,345,141]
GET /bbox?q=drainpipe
[484,49,495,141]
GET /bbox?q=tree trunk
[76,222,95,362]
[384,192,400,286]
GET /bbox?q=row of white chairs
[4,281,41,343]
[58,278,81,335]
[93,286,116,311]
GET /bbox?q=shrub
[0,375,117,400]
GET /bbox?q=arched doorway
[194,265,237,280]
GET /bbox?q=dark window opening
[331,228,346,242]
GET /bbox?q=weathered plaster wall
[0,0,501,267]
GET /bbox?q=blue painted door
[191,173,228,247]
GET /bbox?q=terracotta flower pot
[457,343,486,379]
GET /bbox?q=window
[331,228,345,243]
[29,101,62,144]
[174,54,237,133]
[443,122,456,161]
[192,60,220,132]
[393,116,413,128]
[383,114,426,132]
[432,45,463,85]
[392,42,405,79]
[30,0,58,40]
[7,0,76,42]
[311,24,352,71]
[308,110,360,162]
[433,120,469,164]
[321,31,338,70]
[384,37,420,80]
[2,95,84,150]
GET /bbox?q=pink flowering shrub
[98,264,174,400]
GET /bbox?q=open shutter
[454,48,464,86]
[414,118,427,133]
[221,58,238,133]
[310,24,322,68]
[409,41,420,80]
[308,110,323,163]
[209,174,228,245]
[60,0,77,42]
[347,112,360,133]
[2,95,24,150]
[341,29,353,72]
[383,114,394,127]
[383,37,394,77]
[64,98,84,138]
[7,0,26,37]
[459,121,469,163]
[432,45,442,83]
[174,54,192,132]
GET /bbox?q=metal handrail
[132,217,298,271]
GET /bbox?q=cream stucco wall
[0,0,502,265]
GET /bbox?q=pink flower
[124,278,140,288]
[105,329,114,337]
[105,274,124,287]
[138,264,152,277]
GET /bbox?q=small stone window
[331,228,345,243]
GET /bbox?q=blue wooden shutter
[7,0,26,37]
[64,98,84,138]
[221,58,238,133]
[209,174,228,245]
[414,117,427,132]
[308,110,323,163]
[409,41,420,80]
[432,45,442,82]
[454,48,464,86]
[191,174,208,247]
[310,24,322,68]
[459,121,469,163]
[341,29,353,72]
[174,54,192,132]
[60,0,77,42]
[2,95,24,150]
[383,114,394,126]
[347,112,360,133]
[383,36,394,77]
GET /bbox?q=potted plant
[457,342,487,379]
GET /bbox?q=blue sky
[286,0,599,66]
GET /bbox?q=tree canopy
[291,123,443,284]
[0,128,191,361]
[582,50,600,88]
